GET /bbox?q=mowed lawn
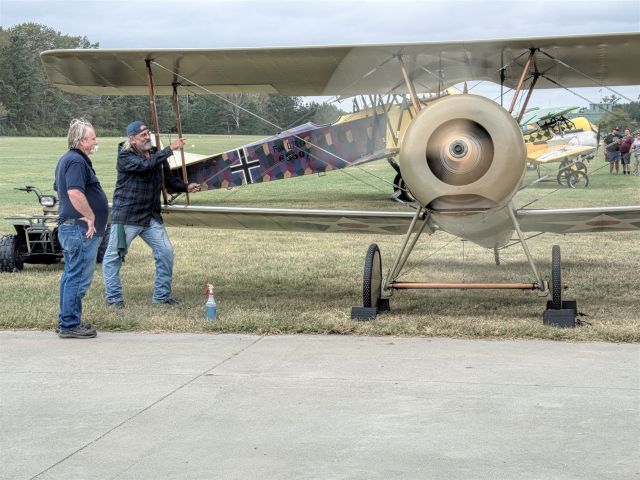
[0,135,639,341]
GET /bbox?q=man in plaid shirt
[102,120,201,308]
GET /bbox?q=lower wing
[160,204,640,235]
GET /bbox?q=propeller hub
[426,119,493,185]
[449,140,468,159]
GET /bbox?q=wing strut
[397,55,422,113]
[171,83,190,205]
[145,59,168,205]
[507,48,536,115]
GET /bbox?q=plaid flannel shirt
[110,146,187,227]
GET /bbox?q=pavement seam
[27,335,265,480]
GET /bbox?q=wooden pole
[172,83,189,205]
[392,282,537,290]
[516,74,540,123]
[397,56,421,113]
[145,60,168,205]
[507,49,536,114]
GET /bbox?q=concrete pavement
[1,331,639,479]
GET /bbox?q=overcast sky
[1,0,639,108]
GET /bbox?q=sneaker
[153,297,180,305]
[58,324,97,339]
[108,301,125,309]
[55,323,92,334]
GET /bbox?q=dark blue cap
[127,120,149,137]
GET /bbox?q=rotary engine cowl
[399,94,526,211]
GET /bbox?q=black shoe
[55,322,92,334]
[109,301,125,309]
[58,324,97,339]
[153,297,180,305]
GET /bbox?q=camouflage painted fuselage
[188,114,386,190]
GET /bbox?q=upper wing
[40,33,640,97]
[517,206,640,233]
[520,106,579,128]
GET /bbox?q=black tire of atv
[96,224,111,264]
[0,234,26,272]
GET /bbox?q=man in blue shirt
[102,120,200,308]
[54,118,109,338]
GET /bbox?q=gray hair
[121,139,133,151]
[67,118,94,149]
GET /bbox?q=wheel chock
[350,307,377,321]
[378,298,390,312]
[543,309,576,328]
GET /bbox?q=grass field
[0,135,638,341]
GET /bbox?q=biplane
[40,32,640,325]
[521,106,599,187]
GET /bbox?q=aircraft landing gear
[543,244,578,327]
[557,160,589,188]
[351,243,388,320]
[362,244,382,309]
[392,173,416,203]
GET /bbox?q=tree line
[0,23,343,137]
[1,23,638,137]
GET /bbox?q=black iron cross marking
[229,148,261,184]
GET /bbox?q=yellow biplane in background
[40,32,640,326]
[521,106,599,187]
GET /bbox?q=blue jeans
[57,223,102,329]
[102,219,174,303]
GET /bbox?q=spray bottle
[205,283,217,320]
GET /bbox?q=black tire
[392,173,415,203]
[363,243,382,309]
[568,172,589,188]
[96,224,111,264]
[0,234,26,272]
[551,244,562,310]
[573,161,587,174]
[556,170,570,186]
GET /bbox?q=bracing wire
[152,60,420,206]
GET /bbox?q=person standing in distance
[603,126,622,174]
[102,121,200,308]
[619,127,634,175]
[631,132,640,176]
[55,118,109,339]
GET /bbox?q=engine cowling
[399,94,526,211]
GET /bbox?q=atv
[0,186,109,272]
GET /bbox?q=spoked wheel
[363,243,382,309]
[556,168,573,187]
[550,244,562,309]
[568,171,589,188]
[557,161,588,187]
[392,173,415,203]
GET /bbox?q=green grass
[0,135,639,341]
